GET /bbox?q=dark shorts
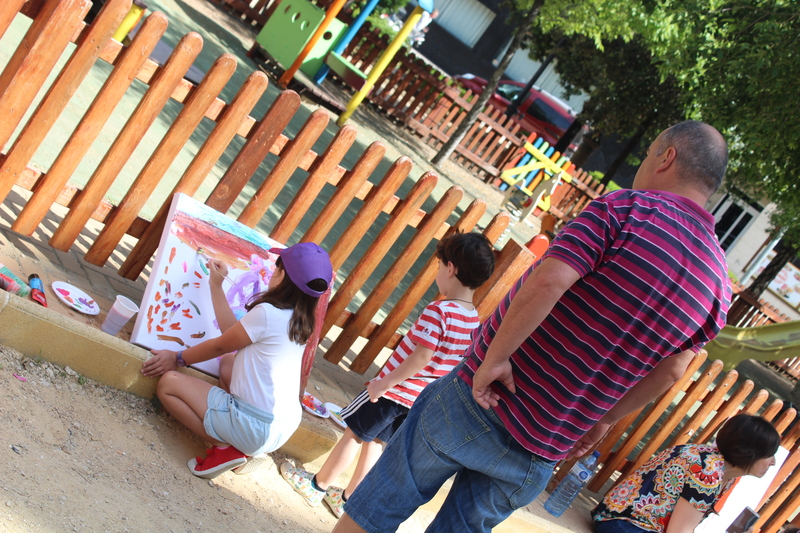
[594,519,649,533]
[340,389,410,443]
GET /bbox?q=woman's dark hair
[245,257,321,344]
[716,414,780,472]
[436,232,495,289]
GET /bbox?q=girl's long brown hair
[245,258,323,344]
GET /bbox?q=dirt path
[0,346,436,532]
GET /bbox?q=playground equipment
[336,0,435,126]
[499,135,574,220]
[313,0,381,85]
[705,320,800,372]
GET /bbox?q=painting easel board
[131,193,283,376]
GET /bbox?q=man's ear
[655,146,677,172]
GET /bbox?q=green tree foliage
[526,31,685,178]
[651,0,800,295]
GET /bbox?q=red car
[454,74,577,146]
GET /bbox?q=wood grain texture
[270,125,357,243]
[322,174,437,361]
[325,156,413,271]
[301,141,385,245]
[11,11,168,236]
[237,109,330,227]
[0,0,88,153]
[85,54,238,266]
[117,70,270,280]
[0,0,130,203]
[50,32,204,251]
[205,90,300,213]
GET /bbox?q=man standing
[332,121,731,533]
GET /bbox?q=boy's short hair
[436,232,495,290]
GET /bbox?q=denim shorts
[204,386,299,456]
[341,389,410,443]
[344,368,556,533]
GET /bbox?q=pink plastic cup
[101,295,139,335]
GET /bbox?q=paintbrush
[197,248,234,284]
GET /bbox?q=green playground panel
[256,0,327,68]
[298,18,347,77]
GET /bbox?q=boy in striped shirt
[280,232,495,518]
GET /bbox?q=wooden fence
[4,2,798,529]
[0,0,537,376]
[550,351,800,533]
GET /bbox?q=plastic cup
[101,295,139,335]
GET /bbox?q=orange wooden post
[85,54,238,266]
[49,32,204,252]
[300,141,386,244]
[0,0,131,206]
[277,0,348,87]
[0,0,89,200]
[324,157,413,271]
[118,71,272,280]
[525,234,550,259]
[204,89,300,214]
[322,174,437,357]
[269,125,358,243]
[12,11,168,237]
[237,109,330,227]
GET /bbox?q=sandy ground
[0,345,435,533]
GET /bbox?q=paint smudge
[165,281,171,296]
[189,301,201,315]
[155,291,161,302]
[193,282,201,288]
[164,266,169,275]
[156,325,164,332]
[157,335,185,346]
[159,279,166,286]
[182,283,189,289]
[194,271,202,279]
[175,292,183,298]
[182,309,192,318]
[169,247,177,264]
[198,260,209,276]
[170,323,181,331]
[182,261,188,273]
[190,332,205,339]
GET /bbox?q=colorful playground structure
[706,321,800,374]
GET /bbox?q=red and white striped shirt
[380,300,478,408]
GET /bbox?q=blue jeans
[344,368,556,533]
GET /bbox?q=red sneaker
[187,446,247,479]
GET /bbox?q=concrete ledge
[0,291,338,462]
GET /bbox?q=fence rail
[1,0,535,376]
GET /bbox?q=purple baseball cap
[269,242,332,297]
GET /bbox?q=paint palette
[302,392,329,418]
[51,281,100,315]
[324,402,347,428]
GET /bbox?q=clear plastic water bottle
[544,450,601,517]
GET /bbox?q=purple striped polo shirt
[458,189,731,460]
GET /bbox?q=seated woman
[592,414,780,533]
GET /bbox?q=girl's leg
[315,427,363,489]
[217,353,235,392]
[344,440,383,497]
[157,370,225,446]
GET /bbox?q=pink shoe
[187,446,247,479]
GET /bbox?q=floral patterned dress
[592,444,735,532]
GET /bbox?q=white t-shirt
[230,303,303,424]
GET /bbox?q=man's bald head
[653,121,728,196]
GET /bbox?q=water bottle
[544,450,601,517]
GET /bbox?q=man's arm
[566,349,694,459]
[472,257,581,408]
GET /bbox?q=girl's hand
[141,349,178,377]
[366,378,390,402]
[208,260,228,288]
